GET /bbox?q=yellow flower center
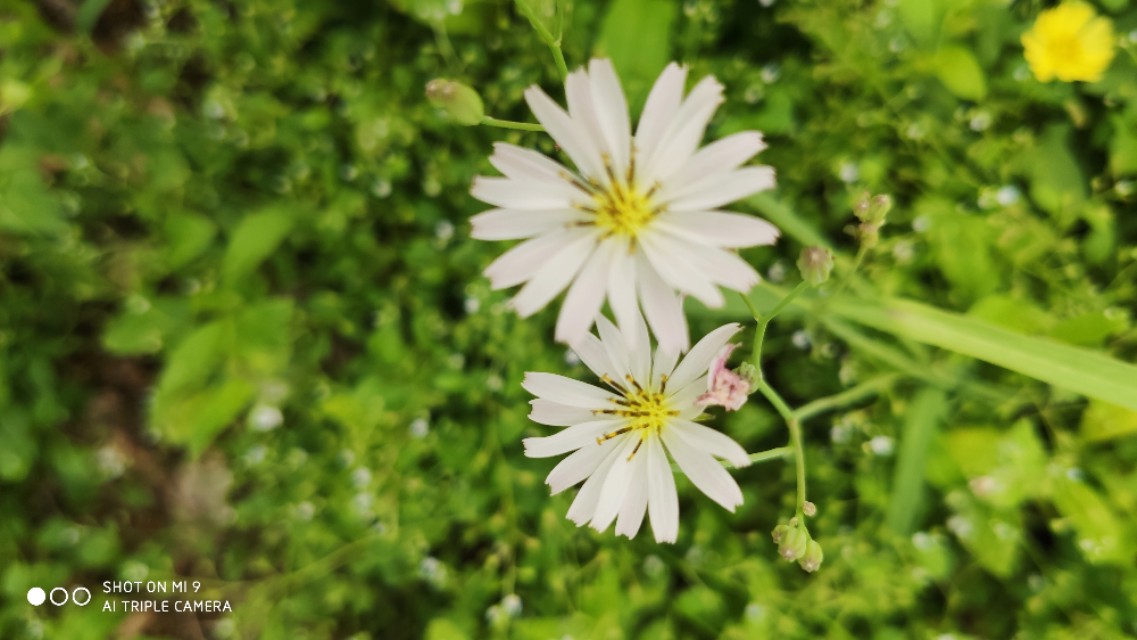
[594,375,678,460]
[592,183,657,238]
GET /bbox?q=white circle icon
[49,587,69,606]
[27,588,46,606]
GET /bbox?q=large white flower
[471,58,779,353]
[521,311,752,543]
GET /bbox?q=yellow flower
[1022,2,1116,83]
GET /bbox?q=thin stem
[756,379,807,517]
[550,44,569,80]
[480,116,545,132]
[747,446,793,465]
[750,281,811,377]
[794,373,900,422]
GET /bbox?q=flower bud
[797,247,834,287]
[778,525,809,561]
[736,362,760,386]
[853,192,892,225]
[425,79,484,126]
[771,524,789,545]
[802,501,817,517]
[798,539,824,573]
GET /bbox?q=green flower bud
[778,525,809,561]
[798,539,824,573]
[802,501,817,517]
[853,192,892,225]
[737,362,761,386]
[797,246,834,287]
[425,79,484,126]
[771,523,789,545]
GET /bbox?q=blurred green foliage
[1,0,1136,638]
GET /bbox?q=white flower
[521,311,752,543]
[471,58,778,353]
[695,343,751,411]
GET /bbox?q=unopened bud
[798,539,824,573]
[802,501,817,517]
[797,247,834,287]
[778,526,809,561]
[425,79,485,126]
[854,192,892,225]
[737,362,760,386]
[771,524,789,545]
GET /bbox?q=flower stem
[480,116,545,132]
[748,281,810,378]
[550,44,569,80]
[747,446,793,465]
[756,379,807,518]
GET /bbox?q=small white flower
[471,59,778,353]
[521,311,752,543]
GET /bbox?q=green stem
[794,373,900,422]
[747,446,793,465]
[550,44,569,80]
[480,116,545,132]
[756,379,807,517]
[750,281,810,377]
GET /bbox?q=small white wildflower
[410,417,430,439]
[471,59,779,353]
[249,405,283,432]
[522,311,752,543]
[868,435,894,456]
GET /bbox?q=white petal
[471,176,578,210]
[671,419,751,468]
[566,442,625,525]
[607,243,644,353]
[655,211,780,248]
[565,69,611,180]
[639,231,725,308]
[471,208,587,241]
[656,131,766,186]
[664,166,776,212]
[670,381,707,419]
[525,84,606,181]
[667,323,744,392]
[546,440,616,495]
[652,344,681,389]
[663,429,744,511]
[489,142,581,186]
[510,232,598,317]
[595,314,632,379]
[641,75,724,186]
[646,437,679,543]
[615,446,649,538]
[571,333,619,381]
[529,399,597,427]
[636,253,689,354]
[590,437,640,533]
[522,372,615,408]
[652,233,760,292]
[556,240,616,346]
[483,228,592,290]
[588,59,632,177]
[635,63,688,168]
[524,419,625,459]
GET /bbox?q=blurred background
[1,0,1136,638]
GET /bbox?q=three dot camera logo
[27,586,92,607]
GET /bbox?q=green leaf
[934,45,987,101]
[102,298,192,355]
[827,296,1137,411]
[1029,125,1087,221]
[153,379,255,457]
[0,143,66,235]
[594,0,677,110]
[1081,401,1137,442]
[76,0,115,35]
[164,213,218,269]
[222,206,297,284]
[897,0,944,48]
[886,388,947,534]
[155,322,228,397]
[1050,468,1134,565]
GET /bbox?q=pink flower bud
[695,344,751,411]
